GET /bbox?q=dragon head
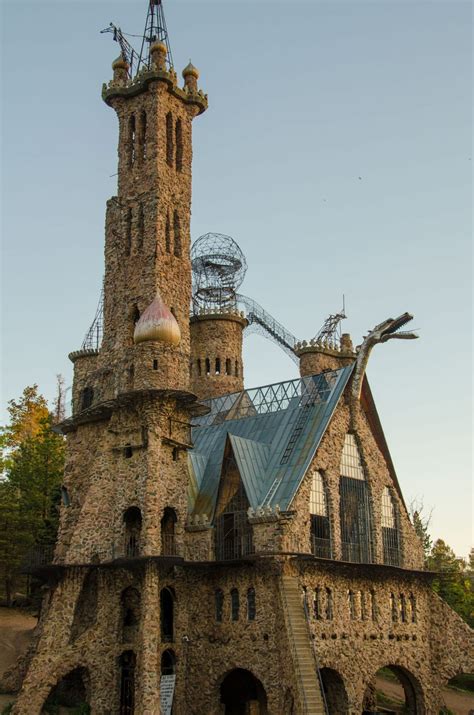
[367,312,418,344]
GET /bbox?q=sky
[1,1,472,557]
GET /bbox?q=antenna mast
[101,0,174,78]
[313,297,347,344]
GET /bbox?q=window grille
[247,588,256,621]
[340,433,365,480]
[381,487,401,566]
[215,468,253,561]
[339,475,373,564]
[310,472,331,558]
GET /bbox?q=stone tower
[190,311,247,400]
[296,333,356,377]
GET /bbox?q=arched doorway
[121,586,141,642]
[161,649,176,675]
[319,668,349,714]
[160,587,175,642]
[220,668,268,715]
[363,665,424,714]
[123,507,142,558]
[119,650,136,715]
[43,666,90,712]
[161,507,177,556]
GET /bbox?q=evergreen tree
[0,386,65,604]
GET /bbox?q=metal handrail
[279,579,310,714]
[303,592,329,715]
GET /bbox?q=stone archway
[42,666,90,712]
[319,667,349,714]
[363,664,425,714]
[219,668,268,715]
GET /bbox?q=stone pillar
[190,312,247,400]
[137,562,160,714]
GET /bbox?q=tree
[0,386,65,604]
[409,498,432,564]
[428,539,474,628]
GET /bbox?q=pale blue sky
[1,1,472,556]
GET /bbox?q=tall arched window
[160,587,175,642]
[225,358,231,375]
[339,434,373,563]
[175,118,183,171]
[137,203,144,250]
[173,210,181,257]
[123,507,142,558]
[121,587,141,643]
[381,487,401,566]
[230,588,239,621]
[125,207,132,256]
[161,507,177,556]
[128,114,136,168]
[247,587,256,621]
[215,588,224,622]
[140,110,147,161]
[166,112,173,166]
[309,471,331,558]
[119,650,136,715]
[205,358,211,375]
[325,588,333,620]
[81,386,94,410]
[197,359,202,376]
[215,357,221,375]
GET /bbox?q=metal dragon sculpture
[351,312,418,403]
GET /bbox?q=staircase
[280,575,327,714]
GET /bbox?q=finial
[151,41,167,71]
[112,55,129,83]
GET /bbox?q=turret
[296,333,356,377]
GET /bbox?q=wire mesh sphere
[191,233,247,309]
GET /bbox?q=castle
[10,2,473,713]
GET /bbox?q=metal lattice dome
[191,233,247,311]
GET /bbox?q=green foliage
[1,703,14,715]
[410,500,432,564]
[72,704,91,715]
[0,385,65,605]
[427,539,474,628]
[447,673,474,693]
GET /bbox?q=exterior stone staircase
[280,575,327,715]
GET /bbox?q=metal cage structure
[191,232,247,313]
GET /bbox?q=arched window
[161,649,176,675]
[119,650,136,715]
[325,588,333,620]
[175,118,183,171]
[81,386,94,410]
[173,210,181,257]
[125,207,132,256]
[137,203,144,250]
[348,590,356,620]
[409,592,416,623]
[166,112,173,166]
[128,114,136,167]
[71,569,98,641]
[165,213,171,253]
[61,486,70,507]
[215,588,224,622]
[309,471,331,558]
[381,487,401,566]
[215,357,221,375]
[360,591,367,620]
[123,507,142,558]
[230,588,239,621]
[247,587,256,621]
[160,587,175,641]
[313,587,323,620]
[225,358,231,375]
[390,592,398,622]
[339,434,373,563]
[197,359,202,376]
[370,589,377,621]
[205,358,211,375]
[400,593,407,622]
[140,110,147,161]
[161,507,177,556]
[121,587,141,642]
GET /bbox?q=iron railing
[215,534,254,561]
[311,535,332,559]
[22,544,55,569]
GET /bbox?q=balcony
[215,534,254,561]
[311,535,332,559]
